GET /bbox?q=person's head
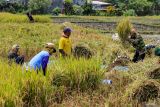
[63,27,72,37]
[12,44,20,53]
[130,28,137,38]
[45,43,56,55]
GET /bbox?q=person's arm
[128,36,141,44]
[59,49,67,57]
[42,56,49,76]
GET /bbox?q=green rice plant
[49,57,103,92]
[0,15,160,106]
[116,18,132,46]
[0,12,51,23]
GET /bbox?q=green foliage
[64,0,74,15]
[73,5,84,15]
[82,3,95,15]
[51,58,103,92]
[0,1,26,13]
[28,0,51,14]
[123,9,136,16]
[52,7,61,16]
[128,0,153,16]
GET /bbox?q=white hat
[12,44,20,50]
[45,43,55,49]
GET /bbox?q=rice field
[0,13,160,107]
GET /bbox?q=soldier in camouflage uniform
[127,29,146,63]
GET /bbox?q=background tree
[128,0,153,16]
[148,0,160,15]
[73,5,84,15]
[64,0,74,15]
[28,0,51,14]
[0,0,25,13]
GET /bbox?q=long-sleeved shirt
[128,34,145,51]
[28,51,49,72]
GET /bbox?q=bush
[0,1,25,13]
[52,7,61,16]
[123,9,136,16]
[82,3,95,15]
[73,5,84,15]
[106,6,116,16]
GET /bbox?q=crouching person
[127,28,146,63]
[8,44,24,65]
[28,43,56,76]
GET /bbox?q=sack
[155,47,160,56]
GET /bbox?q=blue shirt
[29,51,50,71]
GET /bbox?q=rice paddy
[0,13,160,107]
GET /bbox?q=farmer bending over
[127,28,146,63]
[8,44,24,65]
[59,27,72,57]
[28,43,56,76]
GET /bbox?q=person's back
[29,51,49,71]
[8,44,24,65]
[59,36,72,55]
[129,34,145,51]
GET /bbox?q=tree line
[0,0,159,16]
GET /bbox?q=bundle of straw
[147,67,160,79]
[117,18,132,45]
[73,45,93,59]
[132,80,160,103]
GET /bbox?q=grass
[0,12,52,23]
[0,13,160,106]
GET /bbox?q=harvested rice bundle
[132,80,160,103]
[73,45,93,59]
[108,54,131,71]
[147,67,160,79]
[117,18,132,46]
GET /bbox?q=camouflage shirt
[128,34,145,51]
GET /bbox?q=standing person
[26,12,34,23]
[127,28,146,63]
[8,44,24,65]
[59,27,72,57]
[28,43,56,76]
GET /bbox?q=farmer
[28,43,56,76]
[127,28,146,63]
[26,12,34,23]
[8,44,24,65]
[59,27,72,57]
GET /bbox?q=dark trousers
[132,50,145,63]
[15,56,24,65]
